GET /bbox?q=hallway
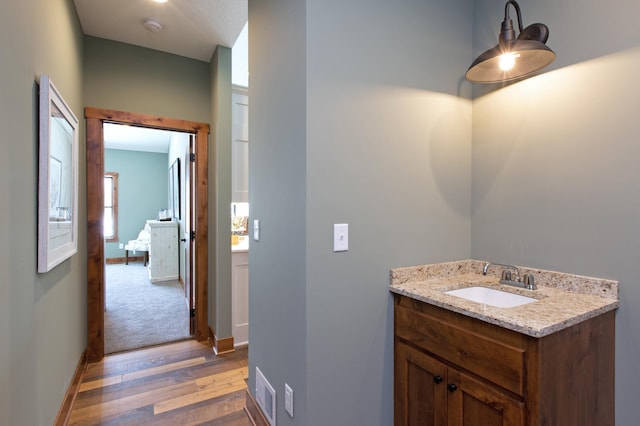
[67,340,249,425]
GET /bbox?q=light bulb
[499,53,520,71]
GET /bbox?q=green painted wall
[248,0,308,423]
[83,37,210,123]
[471,1,640,424]
[104,149,169,259]
[3,1,636,425]
[210,46,233,339]
[0,1,85,424]
[249,0,472,424]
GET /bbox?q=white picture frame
[38,75,79,273]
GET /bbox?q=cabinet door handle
[447,383,458,393]
[433,375,443,384]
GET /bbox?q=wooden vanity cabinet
[394,295,615,426]
[396,341,524,425]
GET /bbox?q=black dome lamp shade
[466,0,556,83]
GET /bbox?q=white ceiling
[104,123,175,153]
[73,0,247,62]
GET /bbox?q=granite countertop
[390,260,619,338]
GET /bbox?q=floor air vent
[255,367,276,425]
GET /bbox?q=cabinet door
[147,221,179,282]
[446,369,524,426]
[395,341,447,426]
[231,252,249,345]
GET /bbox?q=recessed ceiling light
[153,0,168,3]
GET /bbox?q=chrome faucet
[482,262,536,290]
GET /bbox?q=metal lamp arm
[505,0,524,33]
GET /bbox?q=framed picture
[49,156,62,212]
[169,158,180,219]
[38,75,79,273]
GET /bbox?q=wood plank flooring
[68,339,251,425]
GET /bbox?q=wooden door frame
[85,107,210,362]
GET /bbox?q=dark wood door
[447,369,524,426]
[395,341,448,426]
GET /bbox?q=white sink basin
[444,286,537,308]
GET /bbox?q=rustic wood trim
[86,115,105,363]
[245,389,270,426]
[214,335,235,355]
[53,349,87,426]
[85,107,211,362]
[209,327,235,355]
[194,128,209,341]
[85,107,210,133]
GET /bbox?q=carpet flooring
[105,263,190,354]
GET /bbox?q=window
[104,172,118,241]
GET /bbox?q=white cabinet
[232,251,249,345]
[232,90,249,203]
[146,220,178,282]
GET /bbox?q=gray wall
[470,1,640,424]
[210,46,233,338]
[249,0,473,423]
[0,1,85,424]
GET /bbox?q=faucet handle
[523,273,536,290]
[501,270,512,281]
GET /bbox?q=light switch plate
[284,383,294,418]
[254,219,260,241]
[333,223,348,252]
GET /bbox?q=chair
[124,229,150,265]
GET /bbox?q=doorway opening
[85,107,210,363]
[102,123,190,354]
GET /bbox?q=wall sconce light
[466,0,555,83]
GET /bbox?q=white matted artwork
[37,75,79,273]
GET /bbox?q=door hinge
[190,153,196,162]
[190,231,196,241]
[190,308,196,318]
